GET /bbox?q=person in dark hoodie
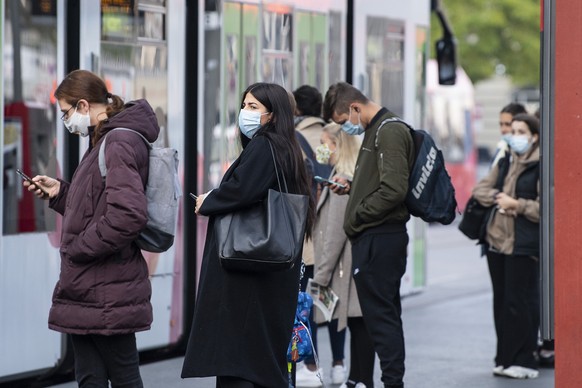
[23,69,158,388]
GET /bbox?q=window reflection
[328,11,342,85]
[100,0,168,150]
[262,8,293,89]
[3,0,58,235]
[366,17,405,117]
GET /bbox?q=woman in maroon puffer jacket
[23,70,159,388]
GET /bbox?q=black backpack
[375,118,457,225]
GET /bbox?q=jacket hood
[100,99,160,143]
[295,116,326,131]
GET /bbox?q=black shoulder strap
[495,155,511,191]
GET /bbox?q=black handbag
[459,157,510,242]
[214,140,309,272]
[458,196,493,241]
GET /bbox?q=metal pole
[540,0,554,340]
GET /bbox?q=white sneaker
[502,365,539,379]
[339,383,366,388]
[492,365,504,376]
[331,365,346,384]
[295,365,323,387]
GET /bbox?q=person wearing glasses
[23,69,159,387]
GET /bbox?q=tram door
[96,0,187,349]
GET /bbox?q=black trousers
[346,317,376,387]
[352,228,408,388]
[487,251,540,369]
[70,333,143,388]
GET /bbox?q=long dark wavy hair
[54,69,125,146]
[239,82,315,239]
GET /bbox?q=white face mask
[238,109,269,139]
[509,134,533,155]
[64,107,91,137]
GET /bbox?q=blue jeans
[70,333,143,388]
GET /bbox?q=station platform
[50,223,554,388]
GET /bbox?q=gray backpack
[98,127,182,252]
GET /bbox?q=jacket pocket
[54,258,98,304]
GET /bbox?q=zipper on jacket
[380,152,384,172]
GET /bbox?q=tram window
[315,42,325,92]
[261,9,293,89]
[102,0,135,42]
[100,0,169,146]
[262,57,293,91]
[138,10,165,41]
[328,11,343,86]
[366,17,405,117]
[262,11,292,52]
[3,0,58,235]
[244,36,258,86]
[298,42,311,86]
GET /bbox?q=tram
[0,0,449,385]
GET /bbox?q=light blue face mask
[238,109,269,139]
[501,133,513,144]
[341,107,365,136]
[509,134,532,155]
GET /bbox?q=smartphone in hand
[16,169,49,197]
[189,193,198,200]
[314,175,347,189]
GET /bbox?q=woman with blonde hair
[312,123,375,388]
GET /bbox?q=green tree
[431,0,540,86]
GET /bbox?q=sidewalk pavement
[50,223,554,388]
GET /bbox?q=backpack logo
[412,146,437,199]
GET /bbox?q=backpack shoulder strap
[295,131,316,160]
[374,117,414,148]
[98,127,152,178]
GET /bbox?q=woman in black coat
[182,83,315,388]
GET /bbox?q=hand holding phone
[16,169,49,197]
[189,193,198,200]
[314,175,347,189]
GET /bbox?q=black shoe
[538,351,555,368]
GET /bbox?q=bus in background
[426,59,477,211]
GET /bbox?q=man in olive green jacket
[323,82,414,388]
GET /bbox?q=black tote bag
[458,156,510,242]
[214,141,309,272]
